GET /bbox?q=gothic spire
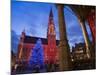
[49,8,53,18]
[47,8,56,37]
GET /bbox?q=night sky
[11,0,92,53]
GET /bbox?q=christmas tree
[28,39,46,72]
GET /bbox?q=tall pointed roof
[47,8,56,36]
[49,8,53,17]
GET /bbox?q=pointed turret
[49,9,53,18]
[47,9,56,37]
[20,29,25,42]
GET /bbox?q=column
[57,4,72,71]
[78,18,91,59]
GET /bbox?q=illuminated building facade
[17,9,59,66]
[71,43,87,61]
